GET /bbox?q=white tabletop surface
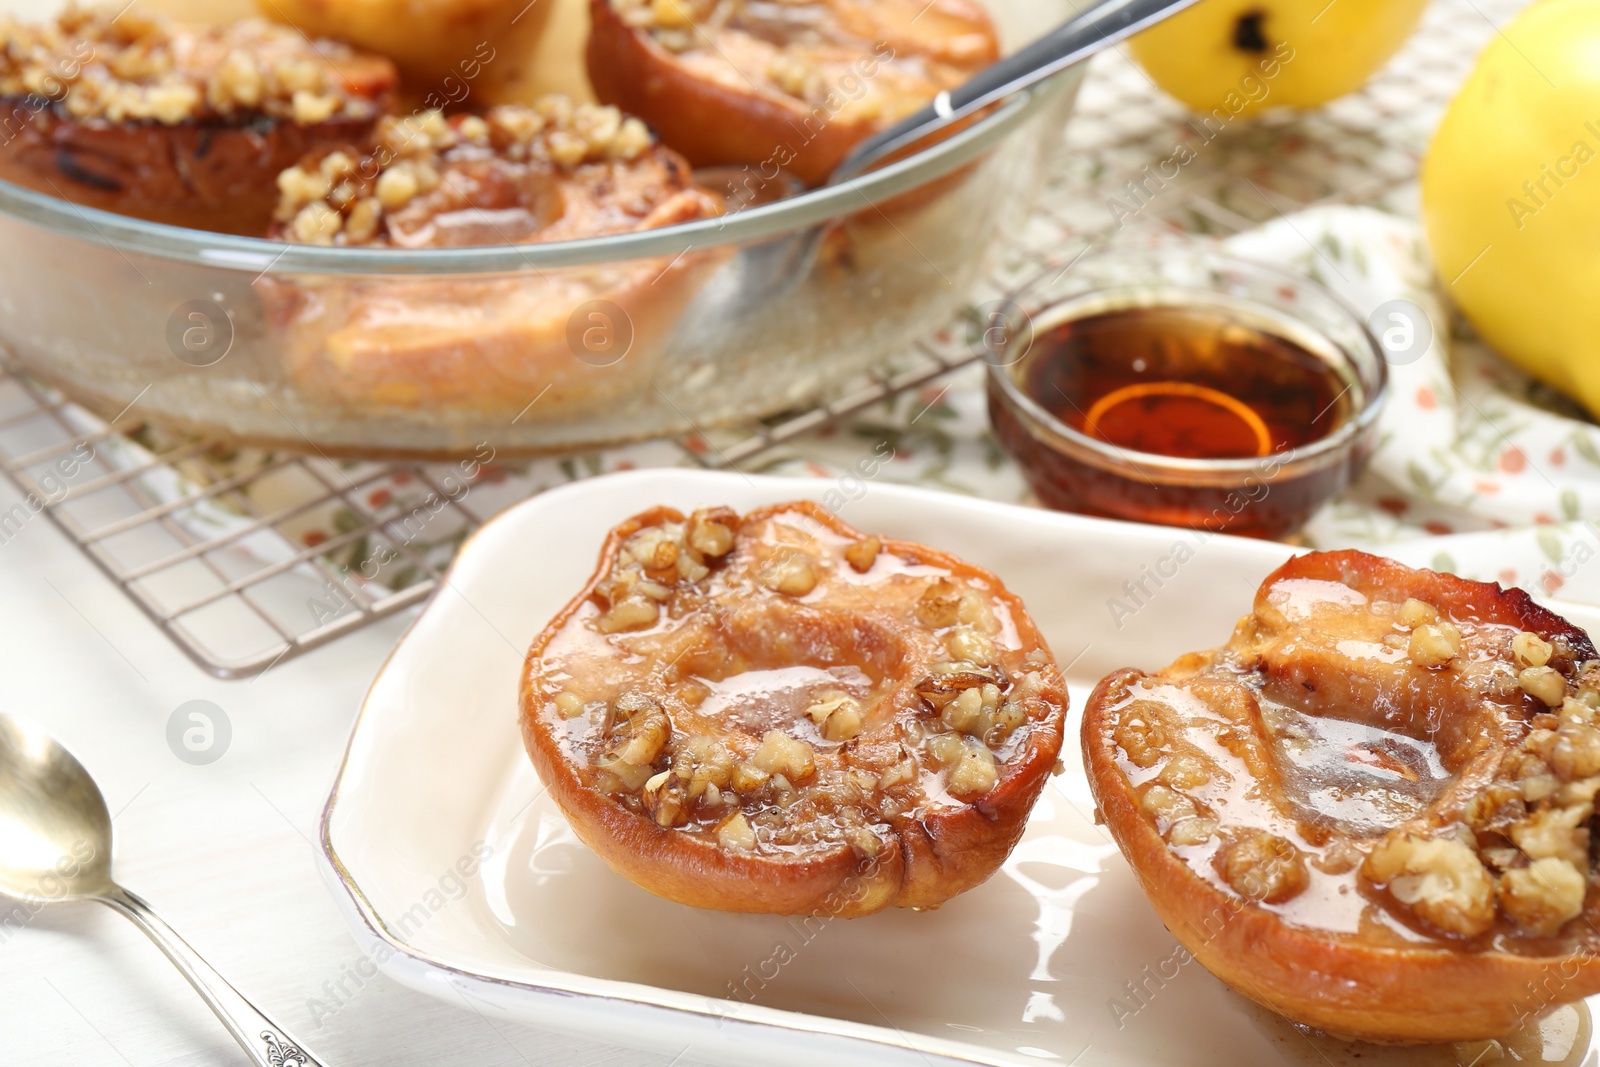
[0,474,690,1066]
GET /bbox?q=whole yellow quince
[1422,0,1600,418]
[1128,0,1431,117]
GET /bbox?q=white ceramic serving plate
[319,470,1600,1067]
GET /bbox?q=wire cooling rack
[0,0,1522,678]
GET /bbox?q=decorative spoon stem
[96,885,326,1067]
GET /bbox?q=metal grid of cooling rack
[0,0,1521,678]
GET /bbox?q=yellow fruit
[1128,0,1431,117]
[1422,0,1600,418]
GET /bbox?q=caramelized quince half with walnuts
[1085,549,1600,1042]
[520,501,1068,916]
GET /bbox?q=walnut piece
[1498,857,1586,936]
[1214,829,1310,904]
[1408,622,1462,668]
[1363,834,1495,937]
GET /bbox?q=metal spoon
[0,713,326,1067]
[690,0,1202,325]
[831,0,1205,185]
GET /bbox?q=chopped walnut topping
[1519,754,1560,803]
[627,527,680,572]
[916,579,963,628]
[717,812,756,850]
[289,201,342,245]
[1510,804,1590,868]
[650,0,699,28]
[1546,722,1600,781]
[457,114,491,145]
[768,52,822,100]
[686,508,737,558]
[209,48,262,108]
[947,742,998,798]
[291,89,338,124]
[606,691,671,769]
[1363,834,1495,936]
[643,769,690,827]
[942,683,999,734]
[1561,696,1595,725]
[805,693,864,743]
[843,535,881,573]
[760,552,818,597]
[1514,631,1555,669]
[1168,816,1218,847]
[1408,621,1462,668]
[731,761,770,794]
[374,164,421,210]
[1499,857,1586,936]
[947,627,996,665]
[914,662,1002,706]
[681,736,734,798]
[597,595,660,634]
[752,730,816,782]
[1397,598,1439,629]
[1159,755,1212,790]
[1215,829,1310,904]
[1520,665,1568,708]
[1113,707,1169,769]
[876,759,915,791]
[1140,783,1197,825]
[612,116,653,160]
[547,130,589,167]
[0,8,388,125]
[586,517,742,633]
[274,98,708,247]
[344,197,382,243]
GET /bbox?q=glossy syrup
[989,302,1369,538]
[1244,999,1595,1066]
[1263,701,1453,838]
[1024,305,1352,460]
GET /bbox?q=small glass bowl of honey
[985,249,1388,539]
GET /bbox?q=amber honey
[987,298,1379,539]
[1028,306,1352,459]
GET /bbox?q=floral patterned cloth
[1232,207,1600,602]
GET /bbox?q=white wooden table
[0,474,693,1066]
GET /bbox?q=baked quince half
[265,100,723,413]
[585,0,999,185]
[520,501,1068,916]
[1084,550,1600,1042]
[0,6,396,234]
[259,0,554,106]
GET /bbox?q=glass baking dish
[0,0,1085,458]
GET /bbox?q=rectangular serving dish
[318,470,1600,1066]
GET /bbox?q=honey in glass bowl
[985,250,1387,539]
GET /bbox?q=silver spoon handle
[97,884,328,1067]
[831,0,1203,184]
